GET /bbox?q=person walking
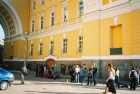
[129,66,138,90]
[115,67,120,88]
[106,63,116,94]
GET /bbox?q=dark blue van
[0,68,14,90]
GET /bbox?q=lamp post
[98,10,102,78]
[22,32,28,75]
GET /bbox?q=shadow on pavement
[24,91,99,94]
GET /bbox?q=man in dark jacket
[92,64,97,86]
[129,66,138,90]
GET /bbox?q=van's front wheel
[0,81,9,90]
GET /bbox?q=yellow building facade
[1,0,140,78]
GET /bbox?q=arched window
[79,0,84,17]
[39,43,43,55]
[40,15,44,31]
[31,19,35,32]
[78,36,83,52]
[51,10,55,26]
[40,0,45,5]
[63,0,68,22]
[32,1,36,10]
[49,41,54,55]
[63,38,68,53]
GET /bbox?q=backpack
[130,70,137,78]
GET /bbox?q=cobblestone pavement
[0,79,140,94]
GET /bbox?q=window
[40,0,45,5]
[63,0,68,22]
[32,1,36,10]
[79,0,84,17]
[63,39,68,53]
[51,11,55,26]
[40,16,44,31]
[31,20,35,32]
[30,44,33,56]
[63,6,68,22]
[49,41,54,55]
[78,36,83,52]
[39,43,43,55]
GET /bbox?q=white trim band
[4,55,140,62]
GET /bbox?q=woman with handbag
[105,63,116,94]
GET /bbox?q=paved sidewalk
[1,71,138,94]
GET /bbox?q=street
[0,79,140,94]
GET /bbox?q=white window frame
[40,0,45,5]
[79,0,84,17]
[31,18,35,32]
[78,35,83,53]
[62,38,68,53]
[32,1,36,11]
[30,43,33,57]
[50,8,55,26]
[49,41,54,55]
[62,0,68,23]
[40,14,45,32]
[99,0,130,10]
[39,42,43,56]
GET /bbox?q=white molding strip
[4,55,140,62]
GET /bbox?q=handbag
[102,86,108,94]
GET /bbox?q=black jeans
[87,77,92,86]
[130,78,137,90]
[106,79,116,94]
[115,75,120,88]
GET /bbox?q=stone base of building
[3,59,140,82]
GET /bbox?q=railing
[11,70,24,85]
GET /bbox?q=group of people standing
[35,63,140,94]
[69,63,139,94]
[69,64,98,86]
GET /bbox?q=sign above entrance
[45,55,56,61]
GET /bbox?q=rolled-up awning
[45,55,56,61]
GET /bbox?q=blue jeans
[93,74,96,86]
[75,73,80,83]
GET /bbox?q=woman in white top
[106,64,116,94]
[75,65,80,83]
